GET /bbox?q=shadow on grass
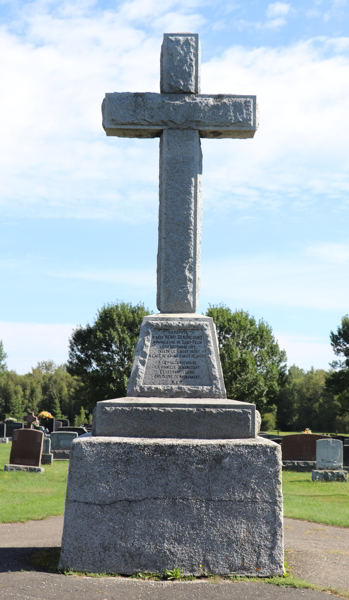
[0,546,61,573]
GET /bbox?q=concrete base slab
[4,464,44,473]
[59,436,284,576]
[95,398,259,438]
[312,469,348,482]
[41,453,53,465]
[53,450,70,459]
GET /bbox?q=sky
[1,0,349,374]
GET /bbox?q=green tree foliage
[326,315,349,416]
[0,363,81,423]
[0,341,7,374]
[206,305,287,415]
[67,302,150,411]
[277,366,341,432]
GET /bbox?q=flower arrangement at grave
[38,411,54,429]
[303,428,312,434]
[4,417,17,422]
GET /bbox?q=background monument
[59,33,284,577]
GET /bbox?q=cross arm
[102,92,258,139]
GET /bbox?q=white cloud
[0,322,75,374]
[0,2,348,224]
[266,2,291,18]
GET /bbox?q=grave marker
[60,33,284,578]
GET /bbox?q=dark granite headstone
[282,433,329,461]
[0,423,6,438]
[343,445,349,467]
[55,419,70,428]
[60,426,87,436]
[6,422,24,438]
[10,429,44,467]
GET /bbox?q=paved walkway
[0,516,348,599]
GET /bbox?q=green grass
[283,471,349,527]
[2,443,349,529]
[0,442,69,523]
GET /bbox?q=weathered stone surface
[157,130,202,313]
[52,449,70,459]
[102,93,258,139]
[127,314,226,398]
[312,469,348,482]
[161,33,200,94]
[282,461,315,472]
[50,431,78,451]
[59,437,284,576]
[4,464,44,472]
[316,438,343,470]
[95,398,259,438]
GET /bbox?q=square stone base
[41,453,53,465]
[312,469,348,482]
[59,436,284,576]
[4,464,44,473]
[95,398,259,439]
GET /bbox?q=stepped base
[95,397,260,439]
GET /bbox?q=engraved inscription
[143,329,211,386]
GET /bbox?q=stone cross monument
[103,33,258,313]
[59,34,284,577]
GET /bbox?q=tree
[326,315,349,414]
[0,341,7,374]
[207,305,287,414]
[67,302,150,411]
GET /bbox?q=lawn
[1,442,349,527]
[283,471,349,527]
[0,442,69,523]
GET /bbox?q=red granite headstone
[10,429,44,467]
[282,433,329,461]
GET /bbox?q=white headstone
[316,438,343,470]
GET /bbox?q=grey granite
[95,398,259,438]
[157,130,202,312]
[102,93,258,139]
[50,431,78,451]
[161,33,200,94]
[127,314,226,398]
[4,464,44,472]
[316,438,343,470]
[312,469,348,482]
[59,436,284,576]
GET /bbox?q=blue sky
[1,0,349,373]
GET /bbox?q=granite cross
[102,33,258,313]
[24,411,38,429]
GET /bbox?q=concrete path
[0,516,348,599]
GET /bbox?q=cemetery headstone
[0,423,8,443]
[312,438,348,482]
[5,412,44,472]
[41,436,53,465]
[343,444,349,467]
[5,422,24,439]
[59,33,284,578]
[60,426,87,436]
[51,431,78,459]
[282,433,329,461]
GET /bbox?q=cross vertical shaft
[157,34,202,313]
